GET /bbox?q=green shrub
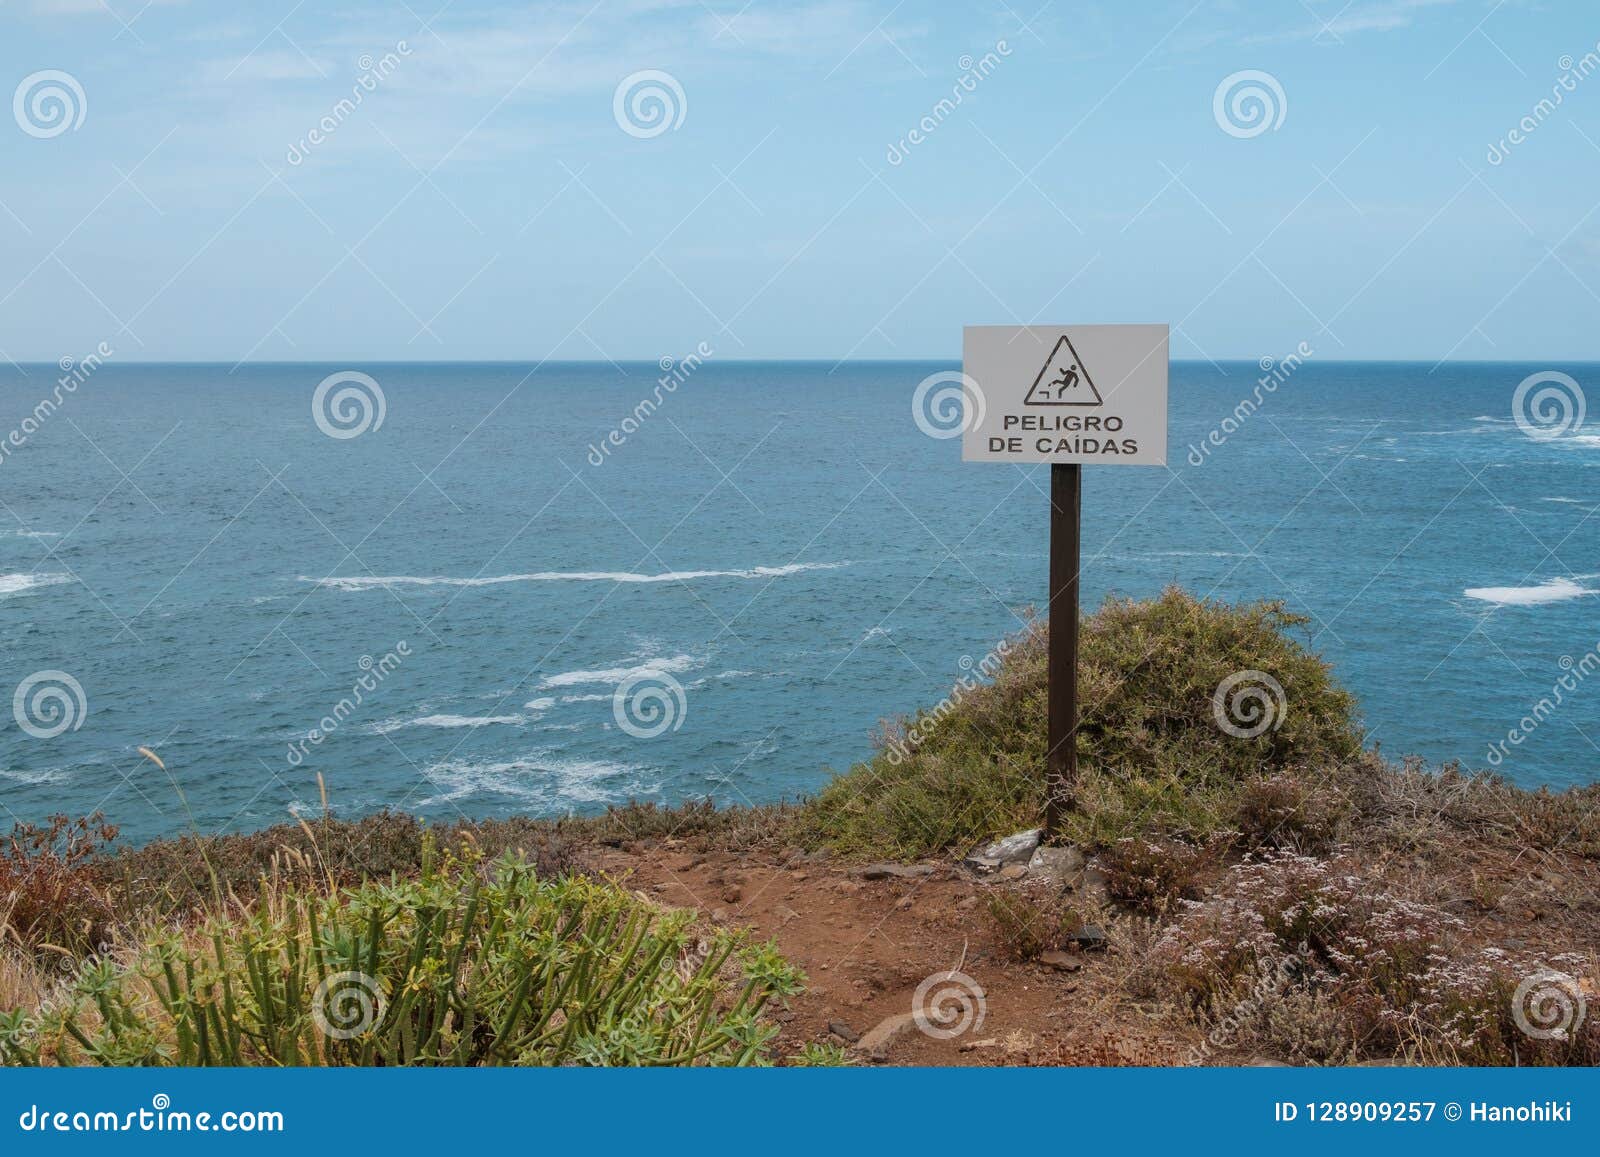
[4,855,802,1067]
[798,587,1362,857]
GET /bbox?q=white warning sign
[963,324,1167,465]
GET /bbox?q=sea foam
[0,572,70,598]
[300,562,845,590]
[1463,577,1597,606]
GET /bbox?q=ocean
[2,359,1597,843]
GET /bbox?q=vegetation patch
[798,587,1363,858]
[2,853,804,1067]
[1149,851,1599,1066]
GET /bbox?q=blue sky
[1,0,1598,363]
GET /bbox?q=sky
[1,0,1598,364]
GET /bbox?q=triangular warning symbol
[1024,334,1102,406]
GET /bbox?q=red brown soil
[591,844,1190,1066]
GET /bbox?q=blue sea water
[2,360,1597,843]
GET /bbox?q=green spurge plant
[4,855,803,1066]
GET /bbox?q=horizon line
[8,357,1600,368]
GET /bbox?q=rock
[835,880,863,895]
[894,895,914,910]
[854,1012,919,1061]
[1027,845,1085,887]
[775,905,801,925]
[964,828,1042,872]
[721,885,743,904]
[1072,866,1109,902]
[1247,1056,1292,1067]
[998,863,1029,881]
[1038,950,1082,972]
[828,1020,859,1044]
[956,895,979,911]
[1072,925,1108,951]
[958,1037,1000,1052]
[860,863,936,881]
[790,870,809,881]
[710,907,729,925]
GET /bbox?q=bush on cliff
[798,586,1363,857]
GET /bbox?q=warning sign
[962,325,1168,465]
[1024,334,1102,406]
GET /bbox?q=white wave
[416,752,656,808]
[0,572,70,598]
[2,529,59,539]
[539,652,699,689]
[559,692,613,704]
[300,561,846,591]
[372,712,526,734]
[524,696,556,710]
[0,765,67,785]
[1463,577,1598,606]
[1542,497,1585,504]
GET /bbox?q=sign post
[962,325,1169,836]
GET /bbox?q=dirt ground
[592,843,1194,1066]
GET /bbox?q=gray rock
[964,828,1043,871]
[1073,866,1109,902]
[1072,924,1108,951]
[860,863,936,881]
[1027,845,1085,887]
[828,1020,859,1044]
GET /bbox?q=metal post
[1045,462,1080,837]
